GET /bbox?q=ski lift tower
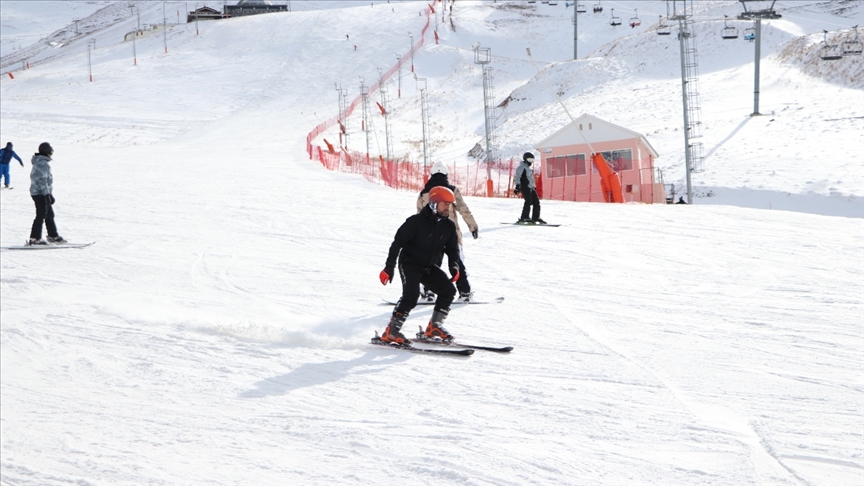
[668,0,703,204]
[737,0,781,116]
[474,45,498,193]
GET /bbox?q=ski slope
[1,1,862,485]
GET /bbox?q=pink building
[535,114,666,203]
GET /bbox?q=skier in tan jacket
[416,162,479,302]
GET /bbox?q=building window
[546,154,586,178]
[593,149,633,173]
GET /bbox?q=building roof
[535,113,659,158]
[237,0,275,4]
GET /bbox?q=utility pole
[737,0,781,116]
[87,39,95,81]
[378,68,393,162]
[409,33,415,72]
[129,5,138,65]
[395,53,402,98]
[163,2,168,53]
[572,7,579,59]
[360,77,371,164]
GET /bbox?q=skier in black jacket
[379,186,462,344]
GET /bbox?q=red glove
[450,270,460,283]
[379,269,392,285]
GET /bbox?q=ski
[500,222,561,227]
[2,241,95,251]
[370,335,474,356]
[414,328,513,352]
[381,296,504,306]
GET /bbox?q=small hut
[535,114,665,203]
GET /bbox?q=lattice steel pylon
[669,0,703,204]
[475,46,498,182]
[418,77,431,170]
[378,68,393,162]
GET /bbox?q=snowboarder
[676,196,687,204]
[0,142,24,188]
[514,151,545,224]
[416,161,478,302]
[28,142,65,245]
[379,186,462,345]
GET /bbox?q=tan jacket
[417,187,478,246]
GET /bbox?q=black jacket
[385,205,461,276]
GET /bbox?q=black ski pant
[520,188,541,221]
[30,195,58,240]
[422,253,470,296]
[396,260,455,315]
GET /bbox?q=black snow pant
[30,195,58,240]
[422,251,470,296]
[396,260,456,315]
[520,188,541,221]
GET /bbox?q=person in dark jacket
[28,142,65,245]
[0,142,24,188]
[378,186,462,344]
[514,151,545,224]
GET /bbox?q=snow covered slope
[1,1,862,485]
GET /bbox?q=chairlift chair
[610,8,621,26]
[721,15,739,40]
[657,15,671,36]
[549,0,559,5]
[593,1,603,14]
[842,25,863,55]
[820,30,844,61]
[629,9,641,28]
[743,26,755,41]
[576,3,586,13]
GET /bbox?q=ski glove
[471,229,479,239]
[48,194,55,205]
[379,268,393,285]
[450,269,460,283]
[514,185,521,196]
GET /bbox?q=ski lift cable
[525,47,597,156]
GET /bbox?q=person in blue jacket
[28,142,65,245]
[0,142,24,188]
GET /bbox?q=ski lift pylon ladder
[842,25,863,55]
[820,29,844,61]
[629,9,641,28]
[722,15,739,39]
[657,15,671,35]
[610,8,621,26]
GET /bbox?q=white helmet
[430,162,448,175]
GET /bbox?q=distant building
[187,1,288,23]
[534,114,665,204]
[224,0,288,18]
[187,6,223,23]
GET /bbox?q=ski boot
[457,291,473,303]
[420,287,436,303]
[27,238,48,246]
[533,218,547,225]
[423,308,453,341]
[47,235,67,244]
[379,311,411,345]
[517,218,533,225]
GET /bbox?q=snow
[1,1,862,485]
